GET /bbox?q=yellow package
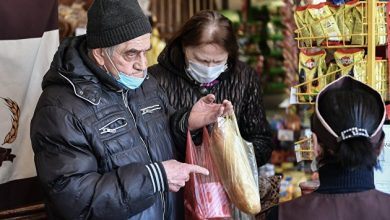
[376,4,387,45]
[294,6,311,47]
[298,49,327,102]
[375,60,388,99]
[351,2,366,45]
[342,0,359,43]
[210,114,261,215]
[330,3,352,43]
[334,48,365,80]
[325,62,340,83]
[306,3,341,46]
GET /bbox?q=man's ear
[312,133,321,157]
[91,48,105,66]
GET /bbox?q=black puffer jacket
[30,36,186,220]
[149,47,273,166]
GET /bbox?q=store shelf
[292,59,388,104]
[291,0,389,105]
[294,1,387,49]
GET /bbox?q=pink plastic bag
[184,127,231,220]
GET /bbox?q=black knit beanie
[86,0,152,49]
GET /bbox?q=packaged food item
[376,3,387,45]
[325,62,340,82]
[210,115,261,215]
[306,3,341,45]
[351,1,366,45]
[334,48,365,80]
[329,3,352,43]
[294,6,311,47]
[298,49,327,102]
[342,0,358,43]
[375,59,388,99]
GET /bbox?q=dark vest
[279,189,390,220]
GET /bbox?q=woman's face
[184,43,228,67]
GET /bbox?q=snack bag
[325,62,340,83]
[298,49,327,102]
[343,0,359,43]
[351,2,366,45]
[376,4,387,45]
[294,6,311,47]
[184,127,231,220]
[306,3,341,45]
[209,114,261,215]
[375,59,388,99]
[330,3,352,42]
[334,48,365,79]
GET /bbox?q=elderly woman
[148,10,273,166]
[267,76,390,220]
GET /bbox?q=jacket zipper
[121,91,166,219]
[98,118,127,134]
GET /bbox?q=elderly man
[30,0,232,219]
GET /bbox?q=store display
[289,0,390,208]
[294,0,388,48]
[293,1,389,104]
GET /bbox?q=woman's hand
[188,94,233,131]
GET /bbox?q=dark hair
[167,10,238,72]
[317,87,384,169]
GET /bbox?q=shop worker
[30,0,233,219]
[267,76,390,220]
[149,10,273,166]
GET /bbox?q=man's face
[104,33,151,78]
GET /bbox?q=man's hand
[161,160,209,192]
[188,94,233,131]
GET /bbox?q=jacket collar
[43,36,126,105]
[316,163,375,194]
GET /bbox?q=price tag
[290,87,298,105]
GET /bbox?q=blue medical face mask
[117,70,147,90]
[105,50,146,89]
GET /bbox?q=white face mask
[186,61,227,83]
